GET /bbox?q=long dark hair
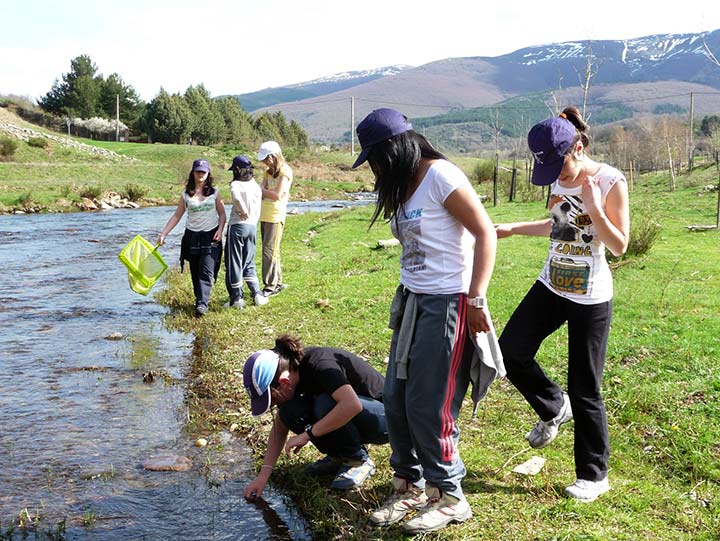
[273,334,304,373]
[367,130,446,227]
[185,171,216,197]
[561,106,591,153]
[232,168,255,182]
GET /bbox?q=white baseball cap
[257,141,282,161]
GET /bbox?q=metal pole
[350,96,355,157]
[688,92,694,172]
[115,94,120,142]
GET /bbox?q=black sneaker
[305,456,343,476]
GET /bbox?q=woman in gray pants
[352,108,497,535]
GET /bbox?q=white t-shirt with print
[538,163,626,304]
[390,159,475,295]
[182,189,219,232]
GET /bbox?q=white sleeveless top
[182,189,219,232]
[538,164,626,305]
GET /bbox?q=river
[0,200,370,540]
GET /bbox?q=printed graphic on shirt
[547,194,595,295]
[397,208,426,273]
[188,201,214,213]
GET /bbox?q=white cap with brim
[257,141,282,161]
[243,350,280,416]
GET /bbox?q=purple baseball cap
[191,158,211,174]
[243,350,280,416]
[527,117,577,186]
[352,108,413,169]
[228,155,253,170]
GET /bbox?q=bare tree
[575,43,601,119]
[545,71,565,116]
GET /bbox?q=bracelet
[260,464,273,471]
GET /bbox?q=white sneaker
[401,487,471,534]
[369,476,428,527]
[526,392,573,448]
[223,298,246,309]
[254,294,269,306]
[564,477,610,502]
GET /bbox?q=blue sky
[3,0,720,101]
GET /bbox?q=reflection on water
[0,205,331,540]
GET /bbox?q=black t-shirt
[296,347,384,401]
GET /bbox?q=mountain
[250,29,720,146]
[232,65,410,111]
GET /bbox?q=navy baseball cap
[352,108,413,169]
[228,155,253,170]
[527,117,577,186]
[243,350,280,416]
[191,158,211,174]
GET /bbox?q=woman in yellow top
[257,141,293,296]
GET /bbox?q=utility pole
[115,94,120,142]
[688,92,694,172]
[350,96,355,157]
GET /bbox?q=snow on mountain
[517,32,710,68]
[287,65,411,88]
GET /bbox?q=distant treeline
[34,55,308,147]
[412,94,637,139]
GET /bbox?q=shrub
[0,137,18,159]
[79,185,102,200]
[27,136,49,148]
[472,159,496,184]
[124,183,149,202]
[16,192,35,209]
[610,202,661,260]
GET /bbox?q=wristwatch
[466,296,486,309]
[305,424,314,439]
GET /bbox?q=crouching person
[243,334,388,499]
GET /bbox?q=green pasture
[0,121,372,211]
[153,166,719,540]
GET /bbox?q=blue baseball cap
[228,155,253,170]
[352,108,413,169]
[243,350,280,416]
[527,117,577,186]
[191,158,211,174]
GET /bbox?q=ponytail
[274,334,303,371]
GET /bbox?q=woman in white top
[353,108,497,535]
[495,106,629,502]
[158,158,226,316]
[224,155,267,308]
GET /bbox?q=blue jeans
[279,393,388,461]
[225,223,261,301]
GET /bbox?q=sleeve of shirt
[429,160,472,205]
[311,359,349,396]
[598,165,626,204]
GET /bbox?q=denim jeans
[225,223,261,301]
[279,393,388,461]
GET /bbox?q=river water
[0,200,370,540]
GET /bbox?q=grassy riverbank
[0,107,373,213]
[155,167,720,540]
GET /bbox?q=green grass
[0,108,376,212]
[154,166,720,540]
